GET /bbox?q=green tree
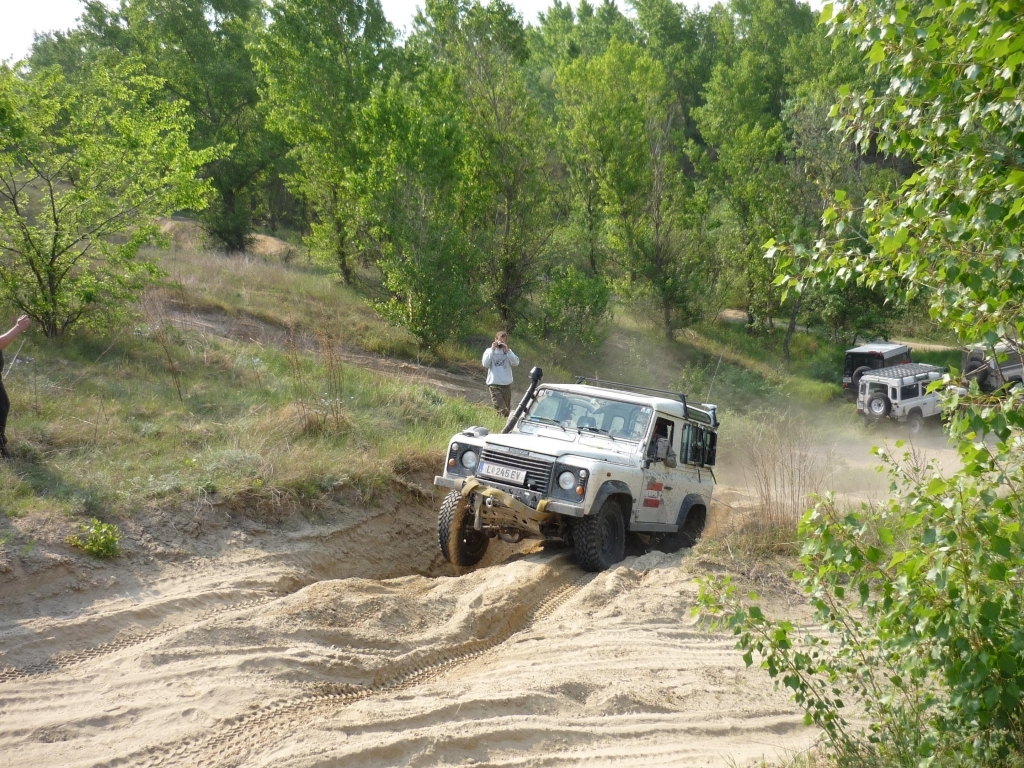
[254,0,395,283]
[413,0,554,330]
[0,63,211,337]
[533,264,610,353]
[703,0,1024,763]
[59,0,281,252]
[692,0,816,332]
[357,67,483,348]
[557,40,708,338]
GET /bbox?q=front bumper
[433,476,585,535]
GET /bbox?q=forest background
[3,0,911,356]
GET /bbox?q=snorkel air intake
[502,366,543,434]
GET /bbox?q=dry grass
[712,413,838,556]
[0,310,502,523]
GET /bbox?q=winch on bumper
[434,476,583,537]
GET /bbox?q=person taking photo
[481,330,519,418]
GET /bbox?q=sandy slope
[0,498,817,768]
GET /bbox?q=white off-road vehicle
[963,342,1023,393]
[857,363,944,433]
[434,369,719,572]
[843,342,912,395]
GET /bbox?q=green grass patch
[1,319,502,521]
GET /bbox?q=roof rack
[572,376,720,427]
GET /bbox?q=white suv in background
[857,363,944,433]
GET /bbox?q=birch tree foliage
[700,3,1024,764]
[777,0,1024,349]
[556,40,704,338]
[0,63,212,337]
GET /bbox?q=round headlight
[461,450,479,469]
[451,442,460,453]
[558,471,576,490]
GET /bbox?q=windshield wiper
[526,416,567,432]
[580,426,617,441]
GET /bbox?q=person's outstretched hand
[15,315,30,331]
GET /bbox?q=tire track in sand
[113,569,597,768]
[0,595,280,685]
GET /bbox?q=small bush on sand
[67,518,122,558]
[727,415,835,556]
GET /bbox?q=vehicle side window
[890,387,898,400]
[900,384,917,400]
[704,430,717,466]
[687,426,705,465]
[647,416,676,459]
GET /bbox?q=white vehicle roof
[848,342,909,354]
[540,383,718,426]
[860,363,942,384]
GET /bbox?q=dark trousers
[488,384,513,417]
[0,379,9,459]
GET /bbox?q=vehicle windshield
[523,389,653,441]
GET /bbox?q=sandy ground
[0,507,819,768]
[0,430,957,768]
[0,238,963,766]
[0,380,963,768]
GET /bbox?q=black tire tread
[572,500,625,572]
[437,490,488,567]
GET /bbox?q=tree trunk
[782,293,802,364]
[335,223,353,284]
[663,299,673,340]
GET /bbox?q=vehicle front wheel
[573,499,626,572]
[438,491,489,567]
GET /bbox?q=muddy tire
[573,499,626,572]
[655,506,706,553]
[438,491,488,567]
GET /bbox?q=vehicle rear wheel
[573,499,626,572]
[852,365,871,389]
[654,506,706,553]
[438,491,488,567]
[907,411,924,434]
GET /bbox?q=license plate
[477,461,528,485]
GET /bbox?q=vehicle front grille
[479,449,554,494]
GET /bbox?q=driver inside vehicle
[647,417,677,466]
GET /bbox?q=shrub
[67,518,122,559]
[532,265,610,352]
[699,390,1024,766]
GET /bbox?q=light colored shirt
[482,345,519,386]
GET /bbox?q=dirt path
[158,301,492,405]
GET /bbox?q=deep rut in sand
[117,563,595,768]
[0,595,281,685]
